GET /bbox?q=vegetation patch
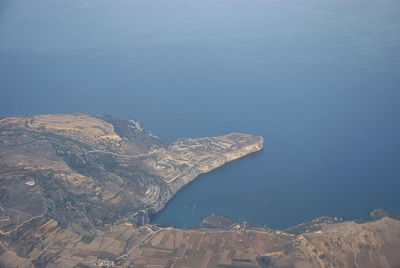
[81,235,94,244]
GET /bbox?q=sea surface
[1,0,400,229]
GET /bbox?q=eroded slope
[0,113,263,233]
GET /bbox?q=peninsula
[0,113,263,231]
[0,114,399,267]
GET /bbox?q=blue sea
[1,0,400,229]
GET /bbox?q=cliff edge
[0,113,263,232]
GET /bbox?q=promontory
[1,114,400,268]
[0,113,263,231]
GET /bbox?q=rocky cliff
[0,113,263,231]
[1,113,399,268]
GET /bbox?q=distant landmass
[0,114,399,267]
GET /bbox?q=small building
[96,259,113,267]
[25,180,35,186]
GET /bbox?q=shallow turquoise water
[1,0,400,229]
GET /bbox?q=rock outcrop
[0,113,263,232]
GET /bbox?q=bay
[1,0,399,229]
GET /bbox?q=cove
[1,0,400,230]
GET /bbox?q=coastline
[130,137,264,226]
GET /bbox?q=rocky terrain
[0,113,263,232]
[0,113,399,267]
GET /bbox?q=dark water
[1,0,400,229]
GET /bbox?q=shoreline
[130,138,264,226]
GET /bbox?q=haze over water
[1,0,400,229]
